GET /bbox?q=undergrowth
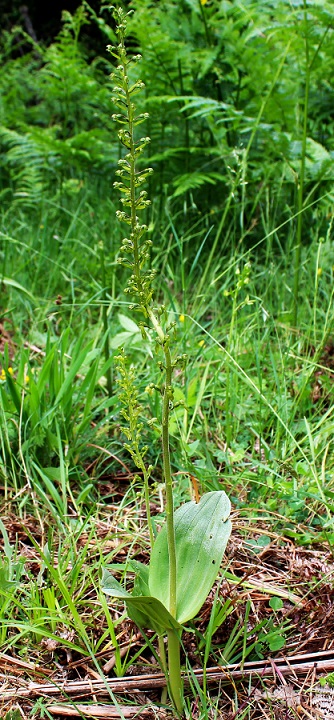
[0,0,334,717]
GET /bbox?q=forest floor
[1,494,334,720]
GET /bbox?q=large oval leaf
[149,491,231,624]
[126,596,181,633]
[101,567,180,633]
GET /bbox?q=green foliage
[1,0,334,238]
[101,8,232,714]
[103,491,231,628]
[123,0,334,237]
[0,6,117,206]
[149,491,231,624]
[0,1,333,714]
[0,329,112,502]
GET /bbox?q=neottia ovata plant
[101,7,232,715]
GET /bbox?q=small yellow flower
[24,375,30,384]
[317,267,322,277]
[179,314,185,323]
[1,367,14,381]
[201,0,208,4]
[198,339,205,348]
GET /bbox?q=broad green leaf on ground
[101,568,181,633]
[149,491,232,624]
[126,596,181,633]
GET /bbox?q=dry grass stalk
[2,651,334,701]
[47,704,159,718]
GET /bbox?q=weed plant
[101,8,231,715]
[0,2,334,717]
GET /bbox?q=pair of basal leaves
[102,491,231,632]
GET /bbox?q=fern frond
[0,126,48,205]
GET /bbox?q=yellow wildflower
[317,267,322,277]
[0,367,14,381]
[198,339,205,348]
[179,314,185,323]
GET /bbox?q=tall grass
[0,1,333,716]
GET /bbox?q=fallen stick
[2,649,334,700]
[47,704,154,718]
[0,652,53,676]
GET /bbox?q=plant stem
[118,18,179,585]
[112,11,181,711]
[162,344,177,615]
[147,308,177,615]
[293,0,310,327]
[167,629,183,716]
[137,452,154,549]
[225,290,238,448]
[145,479,154,550]
[162,342,181,714]
[198,0,211,46]
[99,240,113,399]
[158,635,168,705]
[148,316,180,711]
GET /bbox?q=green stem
[293,0,310,327]
[148,314,180,713]
[99,241,113,399]
[148,308,177,617]
[198,0,211,46]
[225,292,237,448]
[158,635,168,705]
[121,56,145,302]
[121,27,178,614]
[167,629,183,716]
[143,465,154,549]
[162,344,177,617]
[113,14,181,712]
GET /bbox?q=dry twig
[2,650,334,701]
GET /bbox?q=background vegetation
[0,0,334,716]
